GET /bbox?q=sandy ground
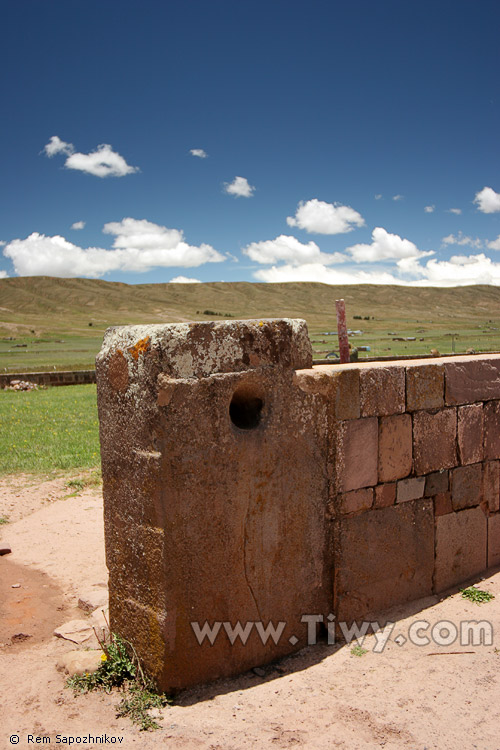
[0,474,499,750]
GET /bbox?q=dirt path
[0,473,499,749]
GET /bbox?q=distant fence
[0,370,96,388]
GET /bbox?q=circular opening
[229,386,264,430]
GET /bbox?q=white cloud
[253,263,401,285]
[424,205,435,213]
[224,176,255,198]
[243,234,347,266]
[190,149,207,158]
[169,276,202,283]
[43,136,74,157]
[420,254,500,286]
[43,136,138,177]
[286,199,365,235]
[392,194,404,201]
[374,194,382,200]
[442,232,483,249]
[487,235,500,251]
[3,219,224,277]
[71,221,85,230]
[448,208,462,215]
[345,227,433,263]
[0,270,7,279]
[474,186,500,214]
[0,241,6,247]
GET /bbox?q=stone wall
[0,370,96,388]
[96,321,500,692]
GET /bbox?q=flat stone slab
[435,507,487,592]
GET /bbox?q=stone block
[483,461,500,514]
[359,366,405,417]
[374,483,396,508]
[336,418,378,492]
[406,364,444,411]
[294,366,360,420]
[413,409,457,475]
[450,464,483,511]
[397,477,425,503]
[339,488,373,515]
[457,404,483,465]
[435,507,487,592]
[488,514,500,567]
[445,356,500,405]
[424,470,449,496]
[378,414,412,483]
[434,492,453,516]
[335,500,434,622]
[484,401,500,460]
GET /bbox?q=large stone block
[406,363,444,411]
[378,414,412,482]
[457,404,484,465]
[413,408,457,475]
[359,366,405,417]
[435,507,487,592]
[488,514,500,567]
[445,355,500,405]
[294,366,360,420]
[450,464,483,511]
[483,461,500,514]
[336,418,378,492]
[484,400,500,460]
[334,500,435,622]
[97,320,330,692]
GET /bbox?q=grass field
[0,384,100,474]
[2,277,500,371]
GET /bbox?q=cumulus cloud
[442,232,483,249]
[424,205,435,213]
[169,276,202,283]
[243,235,347,266]
[43,136,138,177]
[345,227,433,264]
[392,194,404,201]
[71,221,85,230]
[286,199,365,235]
[224,176,255,198]
[474,186,500,214]
[487,235,500,251]
[3,218,224,277]
[448,208,462,215]
[190,149,207,158]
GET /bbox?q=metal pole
[336,299,350,363]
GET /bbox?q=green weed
[67,632,171,731]
[350,645,368,657]
[0,515,8,525]
[461,586,495,604]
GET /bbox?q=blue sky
[1,0,499,286]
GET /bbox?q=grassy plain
[0,384,100,474]
[1,276,500,371]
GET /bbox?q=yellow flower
[101,653,108,662]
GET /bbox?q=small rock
[252,667,266,677]
[54,619,97,645]
[57,649,104,676]
[11,583,21,588]
[0,544,12,556]
[78,587,108,614]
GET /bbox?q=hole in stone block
[229,386,264,430]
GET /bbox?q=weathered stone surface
[293,366,360,420]
[413,409,457,475]
[397,477,425,503]
[78,586,108,614]
[378,414,412,482]
[482,461,500,515]
[336,418,378,492]
[97,320,331,692]
[445,355,500,405]
[335,500,434,622]
[359,366,405,417]
[406,364,444,411]
[435,507,487,592]
[457,404,484,465]
[484,400,500,460]
[450,464,483,511]
[374,483,396,508]
[488,514,500,567]
[54,620,97,645]
[339,488,373,515]
[57,650,104,676]
[434,492,453,516]
[424,470,449,497]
